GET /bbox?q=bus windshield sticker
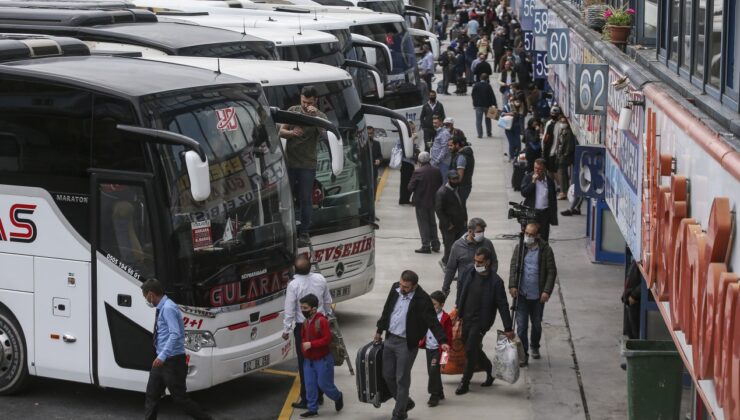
[191,220,213,250]
[216,107,239,132]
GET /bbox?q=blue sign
[605,154,641,255]
[533,51,547,79]
[573,144,606,199]
[547,29,569,64]
[523,31,534,52]
[520,0,535,31]
[533,8,549,36]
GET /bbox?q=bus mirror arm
[116,124,211,201]
[360,104,413,159]
[343,59,386,99]
[271,107,344,176]
[351,39,393,73]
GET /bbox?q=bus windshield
[276,41,344,67]
[325,28,353,55]
[142,85,294,309]
[263,80,373,235]
[182,41,279,60]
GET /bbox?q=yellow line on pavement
[264,368,299,378]
[277,374,301,420]
[375,167,390,203]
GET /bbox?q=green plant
[603,4,636,26]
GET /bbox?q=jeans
[144,354,212,420]
[505,127,521,160]
[437,161,450,184]
[474,107,492,137]
[425,348,443,398]
[516,298,545,355]
[382,334,418,418]
[288,168,316,235]
[415,206,440,249]
[461,322,492,385]
[294,323,323,403]
[304,354,342,412]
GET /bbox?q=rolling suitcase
[511,157,526,191]
[355,341,391,408]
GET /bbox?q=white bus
[0,34,337,394]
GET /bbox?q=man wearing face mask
[282,255,334,410]
[455,247,515,395]
[420,92,447,149]
[508,223,557,366]
[435,170,468,270]
[142,279,213,420]
[441,218,497,300]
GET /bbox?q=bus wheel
[0,309,29,395]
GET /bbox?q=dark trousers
[399,161,414,204]
[415,206,440,249]
[425,348,443,398]
[423,128,435,151]
[474,106,492,137]
[288,168,316,235]
[535,211,552,242]
[458,185,472,209]
[294,323,324,403]
[382,334,418,418]
[144,354,212,420]
[516,298,545,355]
[461,322,492,385]
[559,162,571,197]
[441,67,450,93]
[441,225,464,264]
[624,303,641,339]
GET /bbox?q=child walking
[419,290,454,407]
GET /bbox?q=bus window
[92,95,147,172]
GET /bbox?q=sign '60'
[547,29,569,64]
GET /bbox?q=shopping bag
[493,330,520,384]
[440,309,483,375]
[497,115,513,130]
[486,105,500,120]
[388,146,403,169]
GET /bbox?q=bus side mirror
[185,150,211,202]
[370,69,385,99]
[392,118,413,159]
[326,131,344,176]
[362,46,378,67]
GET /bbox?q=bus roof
[141,56,352,86]
[0,1,139,9]
[0,54,252,97]
[0,33,90,61]
[0,6,157,25]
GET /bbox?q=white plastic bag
[389,146,403,169]
[493,331,520,384]
[498,115,514,130]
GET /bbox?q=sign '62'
[575,64,608,115]
[547,28,569,64]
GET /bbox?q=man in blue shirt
[429,116,451,183]
[418,44,435,92]
[143,279,212,420]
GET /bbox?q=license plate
[243,355,270,373]
[330,285,351,298]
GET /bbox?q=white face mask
[474,232,485,242]
[474,265,487,273]
[145,296,155,308]
[524,236,535,245]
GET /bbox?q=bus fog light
[185,331,216,352]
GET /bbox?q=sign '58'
[533,9,548,36]
[547,29,569,64]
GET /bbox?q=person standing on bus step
[298,294,344,418]
[520,158,559,242]
[435,170,467,270]
[430,115,451,183]
[419,92,446,150]
[279,85,328,247]
[398,121,421,205]
[142,279,213,420]
[282,255,333,410]
[408,151,443,254]
[442,218,497,301]
[471,73,497,139]
[374,270,450,420]
[447,136,475,207]
[419,44,435,92]
[368,126,383,197]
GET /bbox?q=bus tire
[0,308,30,395]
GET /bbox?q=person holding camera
[520,158,558,241]
[508,223,557,367]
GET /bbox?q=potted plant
[604,5,636,44]
[582,0,608,31]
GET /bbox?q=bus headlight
[185,331,216,352]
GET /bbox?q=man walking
[408,151,443,254]
[279,86,328,246]
[472,54,492,83]
[442,218,497,300]
[448,136,475,207]
[419,44,435,92]
[142,279,213,420]
[521,158,558,241]
[283,255,333,409]
[419,92,446,148]
[430,115,451,183]
[508,223,557,366]
[471,73,497,138]
[455,248,515,395]
[375,270,450,420]
[435,170,467,269]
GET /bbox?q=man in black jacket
[419,91,446,149]
[471,73,497,138]
[435,170,468,268]
[375,270,449,420]
[455,247,515,395]
[472,54,493,83]
[521,158,559,241]
[409,151,443,254]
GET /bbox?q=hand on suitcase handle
[373,333,383,344]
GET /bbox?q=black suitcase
[512,160,526,191]
[455,77,467,95]
[355,341,391,408]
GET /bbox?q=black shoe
[415,247,432,254]
[318,395,324,405]
[477,135,482,139]
[432,244,441,252]
[620,362,627,371]
[300,411,318,418]
[406,398,415,412]
[427,396,439,407]
[335,394,344,412]
[561,209,581,216]
[487,133,492,137]
[292,401,308,409]
[455,382,469,395]
[531,348,541,359]
[482,374,495,387]
[520,359,529,368]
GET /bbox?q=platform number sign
[523,31,534,52]
[575,64,608,115]
[520,0,535,30]
[533,9,549,36]
[533,51,547,79]
[547,29,569,64]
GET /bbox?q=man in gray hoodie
[441,218,498,301]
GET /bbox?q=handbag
[486,105,500,120]
[498,115,514,130]
[389,146,403,169]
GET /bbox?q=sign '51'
[547,28,569,64]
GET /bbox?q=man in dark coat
[409,151,443,253]
[455,247,515,395]
[492,30,507,72]
[471,73,497,138]
[375,271,449,420]
[520,158,559,241]
[435,170,467,268]
[472,55,493,83]
[419,91,446,148]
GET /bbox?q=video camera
[507,201,538,226]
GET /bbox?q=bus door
[90,170,161,391]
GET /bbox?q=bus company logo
[216,107,239,132]
[0,203,37,243]
[209,269,290,307]
[308,236,373,263]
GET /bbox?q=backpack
[311,315,346,367]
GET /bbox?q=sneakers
[561,209,581,216]
[299,411,318,418]
[531,348,541,359]
[415,247,432,254]
[335,393,344,412]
